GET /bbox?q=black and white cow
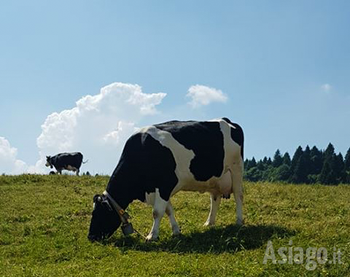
[88,118,244,242]
[45,152,86,176]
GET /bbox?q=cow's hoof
[145,235,159,242]
[172,226,181,236]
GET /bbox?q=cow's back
[107,119,243,203]
[153,120,225,181]
[52,152,83,168]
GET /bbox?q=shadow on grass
[105,224,296,254]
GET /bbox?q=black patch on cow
[47,152,83,171]
[221,117,244,159]
[155,121,224,181]
[106,132,178,206]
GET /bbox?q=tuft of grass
[0,175,349,276]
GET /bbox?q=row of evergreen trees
[244,144,350,185]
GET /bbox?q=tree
[291,146,303,171]
[245,167,263,182]
[282,152,291,166]
[245,157,257,171]
[303,146,313,183]
[291,154,309,183]
[318,160,337,185]
[310,146,323,175]
[257,159,266,171]
[290,146,304,183]
[272,149,283,168]
[345,148,350,183]
[242,144,349,184]
[324,143,335,160]
[318,143,337,185]
[334,153,345,183]
[274,164,291,182]
[345,148,350,171]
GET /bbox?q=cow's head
[88,194,121,242]
[45,156,53,168]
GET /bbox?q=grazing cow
[88,118,244,242]
[46,152,86,176]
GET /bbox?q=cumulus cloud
[321,83,332,93]
[186,85,228,108]
[34,82,166,174]
[0,137,27,174]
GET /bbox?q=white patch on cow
[165,201,181,235]
[143,126,196,195]
[145,191,156,206]
[144,191,181,239]
[63,165,80,176]
[204,194,221,226]
[45,161,50,167]
[230,162,244,225]
[217,119,244,225]
[144,189,168,241]
[66,165,77,171]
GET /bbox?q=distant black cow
[46,152,86,176]
[88,118,244,242]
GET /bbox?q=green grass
[0,175,349,276]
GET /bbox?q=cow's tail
[83,159,89,164]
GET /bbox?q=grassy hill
[0,175,349,276]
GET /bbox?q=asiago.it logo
[263,240,343,271]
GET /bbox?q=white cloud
[103,121,138,146]
[0,137,28,174]
[186,85,228,108]
[33,82,166,174]
[321,83,332,93]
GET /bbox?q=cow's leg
[231,163,244,225]
[204,194,221,226]
[165,201,180,236]
[76,168,80,176]
[146,189,168,241]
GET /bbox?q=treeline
[244,143,350,185]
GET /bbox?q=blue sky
[1,1,350,174]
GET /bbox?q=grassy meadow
[0,175,349,276]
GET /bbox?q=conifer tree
[303,146,312,183]
[310,146,323,175]
[292,154,309,183]
[345,148,350,183]
[267,157,272,165]
[334,153,345,183]
[282,152,291,166]
[318,143,337,184]
[345,148,350,171]
[272,149,283,167]
[290,146,304,183]
[245,157,257,171]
